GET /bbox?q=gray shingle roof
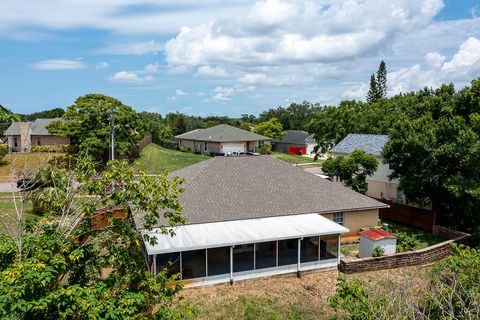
[277,130,311,145]
[329,134,389,157]
[136,156,387,228]
[174,124,271,142]
[4,118,62,136]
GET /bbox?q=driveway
[0,182,19,192]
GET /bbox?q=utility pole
[111,109,115,161]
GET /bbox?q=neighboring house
[329,134,404,203]
[272,130,317,155]
[133,155,387,286]
[174,124,271,155]
[4,118,70,152]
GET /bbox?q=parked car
[16,179,41,191]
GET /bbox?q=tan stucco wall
[322,209,379,240]
[366,180,399,200]
[31,135,70,146]
[178,139,196,151]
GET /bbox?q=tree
[366,61,387,103]
[366,74,379,103]
[322,150,378,194]
[48,94,143,160]
[253,118,286,140]
[376,60,387,99]
[0,156,195,319]
[0,104,21,122]
[23,107,65,121]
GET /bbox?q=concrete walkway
[0,182,19,192]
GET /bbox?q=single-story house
[329,134,404,203]
[272,130,317,155]
[174,124,271,155]
[134,155,387,287]
[4,118,69,152]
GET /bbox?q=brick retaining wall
[339,228,470,274]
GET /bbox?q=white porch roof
[143,213,349,255]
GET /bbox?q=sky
[0,0,479,117]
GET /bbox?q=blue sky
[1,0,479,116]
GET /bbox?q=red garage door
[288,146,307,155]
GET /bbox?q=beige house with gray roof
[134,155,387,287]
[4,118,70,152]
[174,124,271,155]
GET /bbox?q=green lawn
[270,152,319,165]
[0,199,33,234]
[138,143,210,174]
[0,152,65,182]
[383,220,444,250]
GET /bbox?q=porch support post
[153,254,156,275]
[297,238,302,278]
[230,246,234,285]
[337,234,341,265]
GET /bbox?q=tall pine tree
[366,61,388,103]
[376,60,387,98]
[366,74,378,103]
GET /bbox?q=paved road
[0,182,19,192]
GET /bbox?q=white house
[329,134,404,203]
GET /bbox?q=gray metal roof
[329,134,389,157]
[4,118,62,136]
[174,124,271,142]
[135,155,387,228]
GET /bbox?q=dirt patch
[180,265,430,320]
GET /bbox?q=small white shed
[359,229,396,258]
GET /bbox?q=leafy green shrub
[31,144,71,153]
[372,246,385,257]
[255,144,271,155]
[394,231,420,252]
[158,138,178,150]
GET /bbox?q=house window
[257,140,264,148]
[333,212,344,225]
[13,137,18,148]
[36,137,41,146]
[204,142,208,152]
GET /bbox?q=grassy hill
[0,152,64,182]
[138,144,210,174]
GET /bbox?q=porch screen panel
[207,246,230,276]
[233,244,254,272]
[255,241,276,269]
[156,252,180,276]
[301,236,319,263]
[278,238,298,266]
[320,235,338,260]
[182,249,206,279]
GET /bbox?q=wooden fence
[129,135,152,157]
[375,198,436,232]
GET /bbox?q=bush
[372,246,385,257]
[394,231,420,252]
[158,138,178,150]
[255,144,272,155]
[31,144,71,153]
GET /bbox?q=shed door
[222,143,245,153]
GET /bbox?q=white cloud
[167,65,191,75]
[31,59,86,70]
[211,85,255,101]
[195,65,228,78]
[196,91,205,96]
[96,61,110,69]
[99,39,163,55]
[166,0,443,67]
[109,71,153,83]
[144,62,159,73]
[176,89,187,96]
[343,36,480,99]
